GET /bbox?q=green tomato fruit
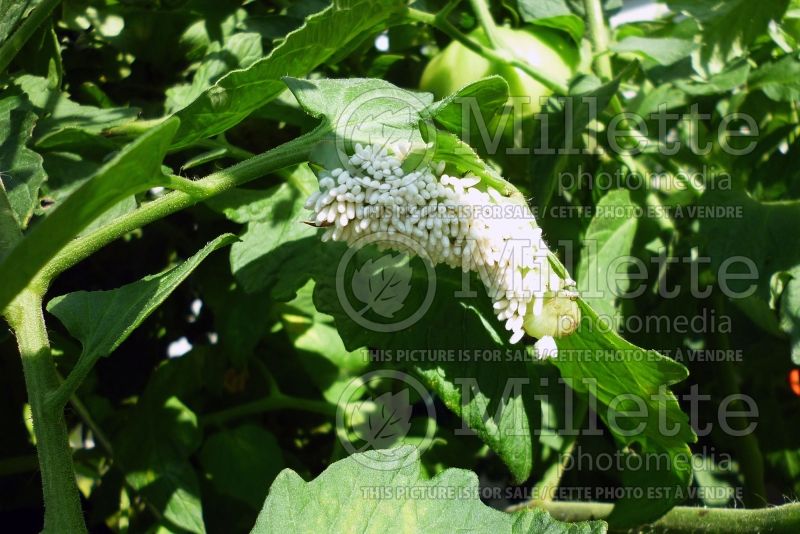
[420,25,579,116]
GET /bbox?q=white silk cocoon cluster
[304,143,579,358]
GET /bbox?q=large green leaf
[749,53,800,102]
[0,96,46,227]
[224,165,320,297]
[611,36,697,66]
[554,298,695,527]
[516,0,585,44]
[312,259,542,483]
[284,76,432,164]
[0,181,20,261]
[0,116,179,314]
[252,446,607,533]
[576,190,639,324]
[48,234,236,365]
[170,0,405,148]
[424,75,509,135]
[13,75,140,139]
[0,1,33,45]
[667,0,790,75]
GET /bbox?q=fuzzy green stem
[5,290,87,534]
[0,0,63,74]
[508,500,800,533]
[469,0,504,50]
[583,0,613,81]
[406,7,569,95]
[36,127,325,288]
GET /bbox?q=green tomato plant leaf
[576,189,640,323]
[0,116,180,313]
[749,53,800,102]
[48,233,236,365]
[516,0,586,44]
[251,445,607,534]
[0,96,46,227]
[611,36,697,66]
[170,0,406,149]
[424,75,510,135]
[0,0,33,46]
[554,300,695,527]
[0,180,20,261]
[666,0,790,76]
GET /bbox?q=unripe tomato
[420,25,579,116]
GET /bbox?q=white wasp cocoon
[304,143,580,356]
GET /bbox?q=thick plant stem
[509,500,800,533]
[6,290,87,534]
[583,0,613,81]
[469,0,504,50]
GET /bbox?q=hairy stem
[0,0,63,74]
[583,0,613,81]
[509,500,800,533]
[469,0,504,50]
[5,290,87,534]
[36,127,325,288]
[406,7,569,95]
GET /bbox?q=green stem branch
[0,0,63,74]
[406,7,569,95]
[36,127,325,287]
[583,0,613,81]
[5,290,87,534]
[469,0,504,50]
[509,500,800,533]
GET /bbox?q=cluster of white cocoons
[304,142,573,357]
